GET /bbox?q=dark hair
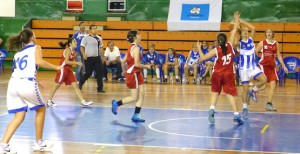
[79,21,84,26]
[127,30,138,43]
[168,48,177,57]
[59,37,74,49]
[89,24,97,30]
[217,33,227,55]
[6,28,33,51]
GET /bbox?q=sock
[156,68,160,78]
[234,112,239,116]
[210,106,215,110]
[117,100,123,106]
[164,75,168,79]
[1,143,8,147]
[243,103,247,109]
[253,86,259,92]
[134,106,141,114]
[143,69,148,79]
[175,76,179,79]
[81,100,85,103]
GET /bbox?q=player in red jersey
[197,11,243,124]
[256,29,288,111]
[47,38,93,107]
[111,30,151,122]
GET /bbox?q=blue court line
[0,106,299,153]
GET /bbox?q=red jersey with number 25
[126,43,142,73]
[213,42,235,73]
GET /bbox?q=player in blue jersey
[237,20,267,118]
[200,41,215,84]
[163,48,180,83]
[184,44,200,84]
[142,44,160,83]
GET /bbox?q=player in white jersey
[237,20,267,118]
[1,28,61,153]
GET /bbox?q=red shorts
[259,65,278,82]
[55,67,76,85]
[125,72,144,89]
[211,71,237,96]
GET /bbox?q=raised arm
[240,19,256,39]
[196,41,217,62]
[228,11,240,45]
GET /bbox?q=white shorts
[239,66,263,84]
[7,78,45,114]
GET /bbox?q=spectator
[103,41,122,82]
[72,21,88,82]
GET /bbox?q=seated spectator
[143,44,160,83]
[103,41,122,81]
[201,41,216,84]
[184,44,200,84]
[163,48,180,84]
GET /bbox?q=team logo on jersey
[190,7,200,14]
[264,45,268,49]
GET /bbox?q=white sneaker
[81,100,93,107]
[0,144,17,154]
[47,100,57,107]
[33,139,53,152]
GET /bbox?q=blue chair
[282,56,300,85]
[157,54,166,83]
[0,49,8,75]
[177,54,186,83]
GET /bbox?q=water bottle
[170,72,174,84]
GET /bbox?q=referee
[79,24,105,93]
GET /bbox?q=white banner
[167,0,222,31]
[0,0,15,17]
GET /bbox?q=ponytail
[58,37,74,49]
[127,30,138,43]
[6,28,33,51]
[217,33,228,55]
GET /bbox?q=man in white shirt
[103,41,122,81]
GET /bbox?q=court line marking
[261,124,269,133]
[148,117,242,140]
[2,138,296,154]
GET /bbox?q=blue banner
[180,4,209,21]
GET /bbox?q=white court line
[1,138,295,154]
[148,117,242,140]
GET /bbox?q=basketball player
[236,20,267,118]
[142,44,160,83]
[256,29,288,111]
[47,38,93,107]
[111,30,151,122]
[163,48,180,83]
[184,44,200,84]
[1,28,60,153]
[197,11,244,124]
